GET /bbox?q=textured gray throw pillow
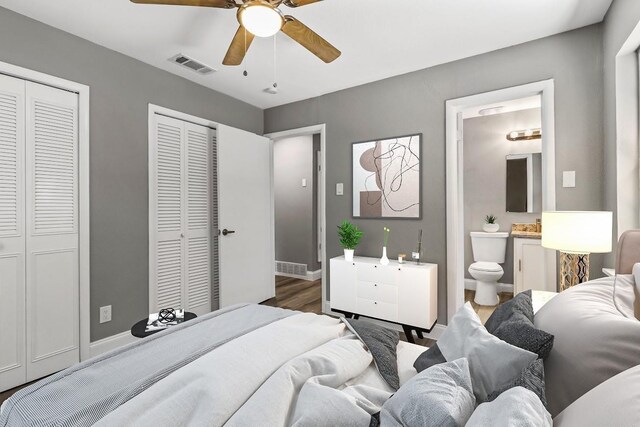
[433,302,537,401]
[380,358,476,427]
[343,318,400,390]
[487,359,547,407]
[485,290,534,333]
[492,312,554,359]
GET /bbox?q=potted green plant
[338,220,363,262]
[483,214,500,233]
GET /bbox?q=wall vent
[169,53,216,75]
[275,261,308,277]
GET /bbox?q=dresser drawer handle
[374,284,377,287]
[374,302,377,305]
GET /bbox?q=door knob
[222,229,236,236]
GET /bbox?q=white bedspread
[94,312,422,427]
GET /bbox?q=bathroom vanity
[512,229,556,294]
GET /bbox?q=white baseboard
[276,269,322,282]
[88,330,137,359]
[322,301,446,341]
[465,278,514,294]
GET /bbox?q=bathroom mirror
[506,153,542,213]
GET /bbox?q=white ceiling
[0,0,612,109]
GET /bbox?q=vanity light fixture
[506,128,542,141]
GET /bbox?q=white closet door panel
[150,115,185,312]
[25,81,79,381]
[0,253,26,391]
[184,123,211,314]
[0,75,24,238]
[0,74,26,392]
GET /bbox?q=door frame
[147,104,219,313]
[0,60,91,361]
[445,80,556,323]
[264,125,327,311]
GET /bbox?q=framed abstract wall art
[352,134,421,219]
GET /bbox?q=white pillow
[437,302,537,401]
[633,262,640,297]
[466,386,552,427]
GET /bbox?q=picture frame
[351,133,422,219]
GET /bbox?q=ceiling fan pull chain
[243,27,248,77]
[273,34,278,89]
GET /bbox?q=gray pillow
[412,343,446,373]
[534,276,640,416]
[466,387,552,427]
[492,312,554,359]
[554,364,640,427]
[380,358,476,427]
[487,359,546,407]
[485,290,534,333]
[343,318,400,390]
[433,302,537,401]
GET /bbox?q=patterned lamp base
[559,252,590,291]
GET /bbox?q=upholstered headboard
[616,230,640,274]
[615,230,640,318]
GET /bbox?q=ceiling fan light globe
[240,4,283,38]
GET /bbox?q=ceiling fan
[130,0,341,66]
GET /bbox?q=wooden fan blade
[223,26,255,66]
[283,0,323,7]
[130,0,234,8]
[281,16,341,63]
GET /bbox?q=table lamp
[542,211,613,291]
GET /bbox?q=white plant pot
[344,249,354,262]
[380,247,390,265]
[483,223,500,233]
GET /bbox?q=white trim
[89,331,137,358]
[276,268,322,282]
[147,104,219,314]
[446,80,556,323]
[265,125,328,314]
[464,278,514,294]
[323,301,446,341]
[613,23,640,237]
[0,60,91,362]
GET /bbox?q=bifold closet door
[0,74,26,391]
[150,114,212,315]
[25,81,79,381]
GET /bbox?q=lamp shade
[542,211,613,254]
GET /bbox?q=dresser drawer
[356,263,397,285]
[357,281,398,304]
[356,298,398,322]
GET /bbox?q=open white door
[217,125,274,307]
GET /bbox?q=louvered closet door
[0,74,26,391]
[25,81,79,381]
[184,122,212,315]
[150,115,185,313]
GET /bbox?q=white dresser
[330,256,437,342]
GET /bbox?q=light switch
[563,171,576,188]
[336,183,344,196]
[302,178,307,188]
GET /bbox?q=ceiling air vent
[169,53,216,75]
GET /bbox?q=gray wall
[603,0,640,267]
[265,24,605,322]
[0,7,263,341]
[274,135,321,271]
[463,108,542,285]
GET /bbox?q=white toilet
[469,232,509,306]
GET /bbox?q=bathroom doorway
[445,81,557,323]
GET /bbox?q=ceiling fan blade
[130,0,234,8]
[223,26,255,66]
[283,0,323,7]
[281,16,341,63]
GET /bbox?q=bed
[0,303,426,427]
